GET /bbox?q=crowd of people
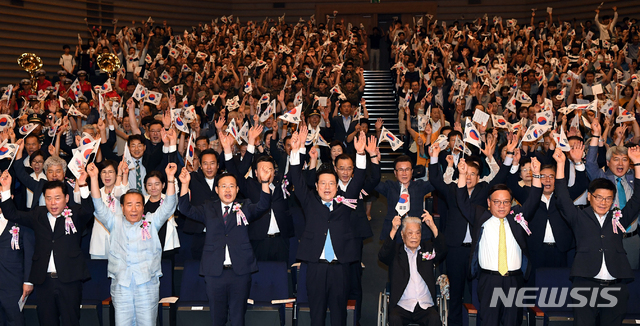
[0,4,640,326]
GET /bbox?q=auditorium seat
[175,259,211,325]
[246,261,295,326]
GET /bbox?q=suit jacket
[181,170,220,234]
[290,152,365,263]
[331,115,357,144]
[375,179,435,240]
[429,160,510,247]
[0,220,34,292]
[378,232,447,308]
[226,150,294,240]
[555,178,640,280]
[0,194,95,284]
[177,191,271,276]
[457,184,543,280]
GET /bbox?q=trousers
[111,276,160,326]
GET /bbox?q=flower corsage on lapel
[512,211,531,235]
[140,214,151,240]
[334,195,357,209]
[10,225,20,250]
[420,249,436,261]
[232,203,248,226]
[612,208,626,234]
[61,207,77,235]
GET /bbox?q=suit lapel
[583,206,603,227]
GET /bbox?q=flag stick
[6,150,18,171]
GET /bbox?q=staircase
[362,70,399,172]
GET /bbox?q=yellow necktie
[498,218,508,276]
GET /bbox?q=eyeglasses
[591,195,614,203]
[521,168,531,172]
[491,200,511,207]
[395,168,412,173]
[540,174,555,180]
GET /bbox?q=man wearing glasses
[585,121,640,269]
[456,157,543,326]
[375,155,435,241]
[554,143,640,326]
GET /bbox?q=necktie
[617,177,627,209]
[498,218,508,276]
[223,206,230,225]
[135,160,142,192]
[323,202,335,261]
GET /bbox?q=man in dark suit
[181,148,222,260]
[456,157,543,326]
[289,126,368,326]
[0,170,95,326]
[331,100,358,144]
[375,155,435,240]
[554,145,640,326]
[224,125,294,262]
[177,135,272,326]
[0,210,35,326]
[379,212,446,326]
[428,139,513,326]
[13,144,78,208]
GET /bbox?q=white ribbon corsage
[421,249,436,261]
[233,203,248,226]
[10,225,20,250]
[612,208,626,234]
[334,195,357,209]
[62,207,77,235]
[513,211,531,236]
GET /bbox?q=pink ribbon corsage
[233,203,248,226]
[514,212,531,235]
[421,249,436,261]
[140,215,152,240]
[335,196,357,209]
[10,225,20,250]
[281,178,290,199]
[359,189,369,200]
[612,209,626,234]
[61,207,77,235]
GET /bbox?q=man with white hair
[378,212,445,326]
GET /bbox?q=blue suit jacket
[178,190,271,276]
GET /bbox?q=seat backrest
[178,260,209,305]
[627,270,640,315]
[250,261,289,304]
[535,267,572,312]
[82,259,111,302]
[159,259,173,298]
[296,263,308,305]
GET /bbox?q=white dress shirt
[221,202,233,265]
[0,214,7,236]
[398,245,434,312]
[478,216,522,272]
[266,184,280,235]
[540,193,557,243]
[593,212,616,280]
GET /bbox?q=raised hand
[179,166,191,183]
[0,170,12,192]
[248,124,263,145]
[421,209,434,227]
[458,158,468,175]
[568,141,584,162]
[219,132,234,153]
[375,118,383,130]
[553,146,566,164]
[365,135,378,156]
[290,131,300,152]
[297,125,309,149]
[628,146,640,164]
[392,215,402,230]
[354,131,366,154]
[214,115,226,131]
[165,162,178,178]
[77,165,89,185]
[309,146,318,160]
[86,163,99,179]
[506,134,518,153]
[428,143,441,158]
[530,157,541,175]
